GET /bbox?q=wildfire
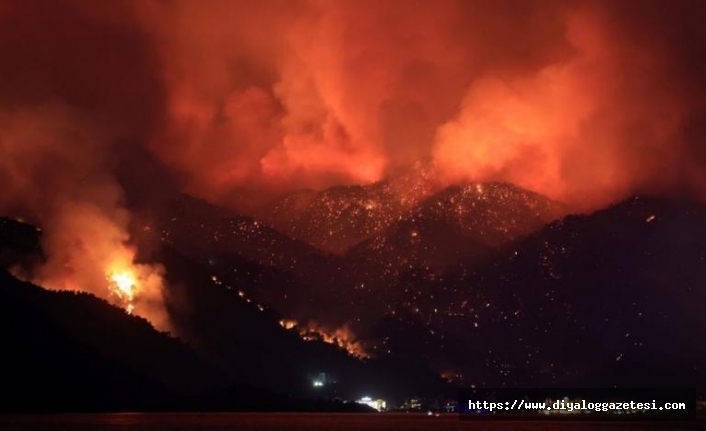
[107,267,138,314]
[312,326,369,359]
[110,271,136,298]
[279,319,298,330]
[278,318,369,359]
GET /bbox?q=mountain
[265,183,409,255]
[372,195,706,389]
[154,194,387,327]
[263,162,439,255]
[5,188,703,412]
[0,217,42,268]
[251,180,563,331]
[0,215,449,409]
[147,190,706,392]
[151,184,563,367]
[347,182,562,276]
[0,269,226,412]
[162,243,449,402]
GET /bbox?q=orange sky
[1,1,705,323]
[2,0,704,212]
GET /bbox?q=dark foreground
[0,413,703,431]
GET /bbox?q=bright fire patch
[279,319,369,359]
[108,269,137,314]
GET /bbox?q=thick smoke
[1,0,705,327]
[0,2,169,329]
[138,0,706,209]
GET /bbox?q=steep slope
[348,182,562,275]
[266,183,408,255]
[0,270,224,412]
[0,214,449,406]
[264,162,439,255]
[156,194,388,329]
[373,196,706,389]
[0,217,42,268]
[158,244,449,403]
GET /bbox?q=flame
[279,319,298,330]
[110,271,136,298]
[130,0,704,213]
[279,319,369,359]
[314,326,369,359]
[107,267,138,313]
[9,201,172,331]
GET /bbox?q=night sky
[1,0,706,408]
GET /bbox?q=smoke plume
[1,0,706,327]
[139,0,706,209]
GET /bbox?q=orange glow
[107,267,138,313]
[301,324,369,359]
[279,319,369,359]
[319,327,367,358]
[1,1,705,343]
[11,200,172,331]
[109,270,136,299]
[130,0,695,213]
[278,319,297,330]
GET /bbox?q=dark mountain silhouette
[372,195,706,389]
[3,189,704,413]
[0,217,42,268]
[0,269,222,412]
[156,194,390,330]
[0,267,376,413]
[168,182,562,334]
[157,242,449,403]
[154,189,706,393]
[0,216,449,411]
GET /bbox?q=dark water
[0,413,702,431]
